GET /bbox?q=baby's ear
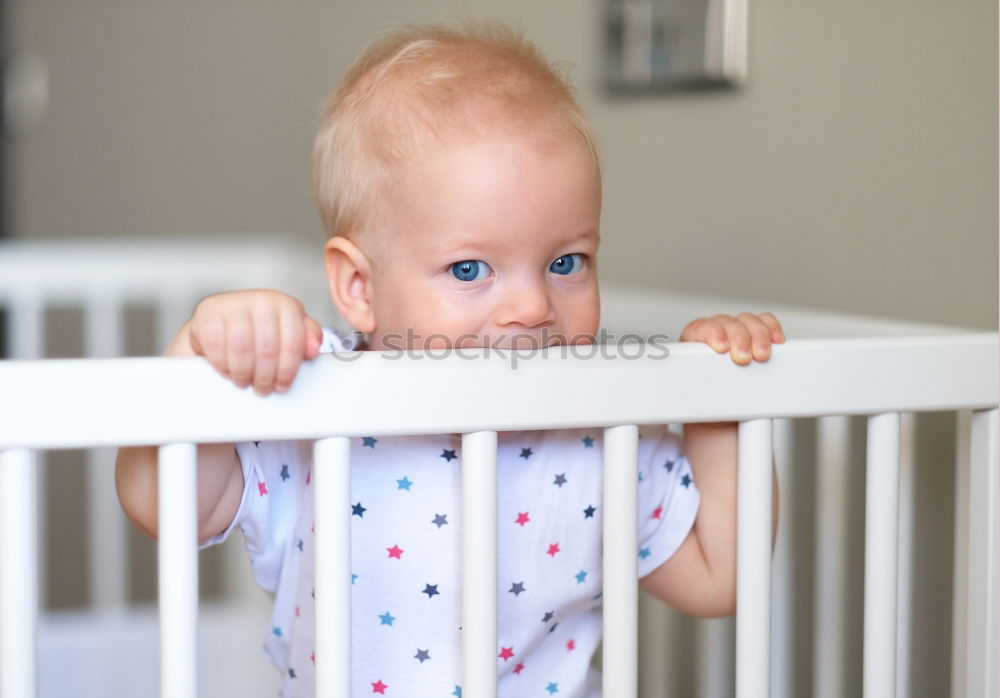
[324,236,376,333]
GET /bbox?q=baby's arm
[115,290,323,542]
[639,313,783,617]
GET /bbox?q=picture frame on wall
[604,0,748,92]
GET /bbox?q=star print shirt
[211,329,701,698]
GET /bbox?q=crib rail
[1,335,995,449]
[0,333,996,698]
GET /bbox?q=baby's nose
[495,280,555,329]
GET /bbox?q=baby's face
[364,133,601,350]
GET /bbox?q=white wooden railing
[0,332,996,698]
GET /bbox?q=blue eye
[451,260,492,282]
[550,254,584,275]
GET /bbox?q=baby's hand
[168,290,324,396]
[680,312,785,366]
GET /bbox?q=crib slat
[158,443,198,698]
[0,448,38,698]
[9,293,43,360]
[863,412,900,698]
[813,415,851,698]
[963,408,998,697]
[895,413,916,698]
[603,424,639,698]
[314,437,352,698]
[735,418,773,698]
[951,410,971,698]
[461,431,498,698]
[84,295,129,610]
[769,418,794,698]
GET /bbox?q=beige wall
[8,1,997,329]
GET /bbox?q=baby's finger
[225,310,255,390]
[759,312,785,343]
[736,313,775,362]
[274,311,307,393]
[193,313,230,378]
[304,316,324,360]
[716,315,753,365]
[680,318,730,353]
[251,308,282,396]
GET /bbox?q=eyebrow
[436,227,600,256]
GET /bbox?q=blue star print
[639,547,651,559]
[681,473,692,488]
[423,584,440,598]
[441,449,457,462]
[583,505,596,518]
[582,435,594,447]
[280,464,290,481]
[554,473,567,487]
[542,610,555,623]
[509,581,525,596]
[520,447,533,459]
[362,436,377,448]
[272,626,282,637]
[379,611,395,626]
[397,476,412,491]
[432,513,448,528]
[664,458,675,472]
[575,570,588,584]
[352,502,366,517]
[547,682,559,694]
[452,687,462,697]
[414,648,430,662]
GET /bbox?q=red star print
[514,662,525,675]
[515,512,530,526]
[652,506,663,520]
[566,639,576,651]
[258,482,268,496]
[306,471,311,486]
[295,606,300,617]
[547,543,560,557]
[372,679,387,694]
[498,646,515,661]
[387,545,403,559]
[310,652,315,664]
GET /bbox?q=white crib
[0,237,996,698]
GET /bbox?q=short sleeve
[635,424,700,578]
[216,439,313,592]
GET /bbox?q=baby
[116,22,782,698]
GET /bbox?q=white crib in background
[0,237,996,698]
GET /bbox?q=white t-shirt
[211,331,700,698]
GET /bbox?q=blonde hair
[312,21,599,244]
